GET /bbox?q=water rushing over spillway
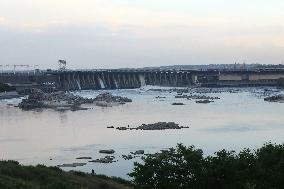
[0,86,284,179]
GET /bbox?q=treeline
[129,143,284,189]
[0,83,15,92]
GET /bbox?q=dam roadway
[1,68,284,91]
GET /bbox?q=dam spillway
[55,70,193,90]
[1,69,284,91]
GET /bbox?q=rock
[95,101,112,107]
[99,149,115,154]
[18,89,94,110]
[94,92,132,103]
[89,156,115,163]
[70,107,89,111]
[175,95,188,99]
[172,103,185,105]
[116,127,128,130]
[122,154,133,160]
[155,96,166,99]
[57,163,86,168]
[136,122,188,130]
[115,122,189,131]
[131,150,144,155]
[181,126,190,129]
[175,94,220,100]
[195,99,213,104]
[76,157,92,160]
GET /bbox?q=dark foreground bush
[0,160,132,189]
[129,143,284,189]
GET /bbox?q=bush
[129,143,284,189]
[0,161,130,189]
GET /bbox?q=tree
[129,143,284,189]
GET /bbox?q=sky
[0,0,284,69]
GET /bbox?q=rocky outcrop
[94,92,132,107]
[122,150,145,160]
[57,163,86,168]
[18,90,132,110]
[116,122,189,131]
[172,103,185,105]
[94,92,132,103]
[76,157,92,160]
[89,156,116,163]
[155,96,166,99]
[195,99,214,104]
[131,150,144,155]
[264,95,284,102]
[99,149,115,154]
[122,154,134,160]
[175,94,220,100]
[18,89,94,110]
[136,122,188,130]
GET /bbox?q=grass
[0,160,133,189]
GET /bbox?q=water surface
[1,87,284,179]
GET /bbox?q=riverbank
[0,160,132,189]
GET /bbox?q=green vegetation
[129,143,284,189]
[0,83,15,92]
[0,160,132,189]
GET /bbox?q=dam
[1,68,284,91]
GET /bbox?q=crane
[58,60,67,70]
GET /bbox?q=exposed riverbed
[1,86,284,179]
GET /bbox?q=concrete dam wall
[1,69,284,91]
[55,71,193,90]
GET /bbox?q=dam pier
[1,69,284,91]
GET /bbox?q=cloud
[0,0,284,68]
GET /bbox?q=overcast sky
[0,0,284,69]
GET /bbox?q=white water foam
[98,77,106,89]
[76,80,82,90]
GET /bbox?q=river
[1,86,284,179]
